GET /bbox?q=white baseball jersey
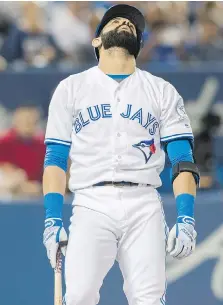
[45,66,193,191]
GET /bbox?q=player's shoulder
[137,68,176,93]
[59,66,98,89]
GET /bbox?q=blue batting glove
[43,218,68,268]
[167,216,197,259]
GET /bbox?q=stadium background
[0,1,222,305]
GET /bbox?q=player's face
[100,17,138,56]
[13,107,40,138]
[102,17,137,36]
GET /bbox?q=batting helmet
[94,4,145,61]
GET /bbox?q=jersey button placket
[112,86,124,180]
[111,91,119,180]
[116,84,121,103]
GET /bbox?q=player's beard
[100,26,138,56]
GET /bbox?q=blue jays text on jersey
[73,103,159,136]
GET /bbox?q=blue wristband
[44,193,63,219]
[176,193,195,218]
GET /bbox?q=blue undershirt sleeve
[43,143,69,219]
[166,139,195,218]
[44,143,70,172]
[166,139,194,166]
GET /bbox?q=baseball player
[43,4,200,305]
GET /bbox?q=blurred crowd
[0,1,223,70]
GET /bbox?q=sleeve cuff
[160,133,194,142]
[44,138,71,146]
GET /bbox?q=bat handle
[59,240,68,248]
[54,249,63,305]
[55,249,62,274]
[55,241,67,273]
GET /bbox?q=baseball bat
[54,241,68,305]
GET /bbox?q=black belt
[93,181,141,187]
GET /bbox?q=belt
[93,181,141,187]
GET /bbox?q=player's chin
[118,31,136,40]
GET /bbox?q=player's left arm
[160,82,200,259]
[166,139,199,259]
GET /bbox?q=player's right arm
[43,80,72,268]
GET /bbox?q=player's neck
[98,48,136,75]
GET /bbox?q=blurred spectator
[194,112,221,188]
[138,2,190,63]
[0,105,45,197]
[0,2,61,68]
[0,13,11,49]
[0,6,14,70]
[184,18,223,62]
[0,2,22,23]
[49,1,95,64]
[198,1,223,28]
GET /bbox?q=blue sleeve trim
[44,193,63,219]
[167,140,194,166]
[161,133,193,142]
[44,143,70,172]
[45,138,71,146]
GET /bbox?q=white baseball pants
[65,185,168,305]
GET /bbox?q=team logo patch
[132,139,156,164]
[176,99,187,121]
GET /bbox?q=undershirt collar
[107,74,131,82]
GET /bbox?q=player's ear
[92,37,102,48]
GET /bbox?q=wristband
[45,218,62,228]
[176,193,195,218]
[177,215,195,226]
[44,193,63,219]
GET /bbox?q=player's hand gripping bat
[54,241,67,305]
